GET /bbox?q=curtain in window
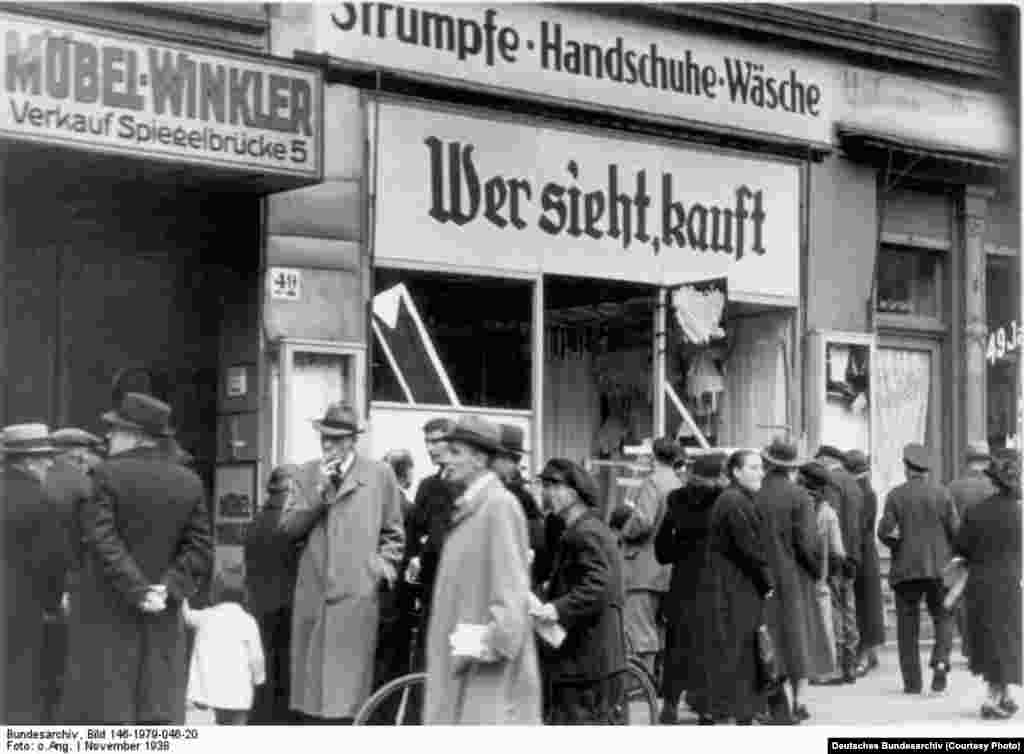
[286,352,350,465]
[543,352,602,467]
[874,347,931,501]
[719,312,791,450]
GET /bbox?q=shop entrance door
[874,337,944,501]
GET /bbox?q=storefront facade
[265,3,1018,507]
[1,5,324,569]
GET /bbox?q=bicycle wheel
[616,659,659,725]
[353,672,427,725]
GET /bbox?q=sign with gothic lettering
[1,12,322,179]
[375,103,800,301]
[315,2,833,146]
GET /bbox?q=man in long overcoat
[61,393,213,724]
[245,466,302,724]
[40,428,105,722]
[533,459,626,724]
[946,441,996,663]
[3,423,59,723]
[843,450,886,677]
[424,416,541,724]
[878,443,959,696]
[620,437,681,675]
[756,439,822,722]
[278,402,405,723]
[816,444,864,683]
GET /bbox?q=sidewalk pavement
[187,645,1020,727]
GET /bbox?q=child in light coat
[184,573,265,725]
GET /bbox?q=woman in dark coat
[756,440,823,723]
[706,450,775,725]
[653,452,725,724]
[844,450,886,675]
[952,452,1021,720]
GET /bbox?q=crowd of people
[3,392,1020,726]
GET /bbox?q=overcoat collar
[450,471,499,528]
[324,454,370,504]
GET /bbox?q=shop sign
[1,13,322,179]
[314,3,832,145]
[987,320,1022,365]
[375,104,800,301]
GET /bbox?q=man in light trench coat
[424,415,542,724]
[278,402,405,723]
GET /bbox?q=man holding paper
[532,459,627,724]
[423,416,542,724]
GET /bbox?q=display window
[986,253,1021,451]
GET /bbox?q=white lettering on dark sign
[1,14,321,177]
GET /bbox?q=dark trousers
[546,676,625,725]
[251,608,297,725]
[893,579,953,690]
[40,618,68,724]
[214,709,249,725]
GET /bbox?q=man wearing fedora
[815,444,865,684]
[947,442,996,663]
[3,423,60,723]
[533,458,626,724]
[278,402,405,724]
[40,428,106,722]
[61,393,213,724]
[492,424,547,590]
[878,443,960,695]
[423,415,541,724]
[757,438,822,721]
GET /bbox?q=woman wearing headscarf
[952,452,1021,719]
[653,452,725,724]
[705,449,775,725]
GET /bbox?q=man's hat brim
[4,441,57,455]
[762,450,802,468]
[313,420,363,437]
[443,428,502,454]
[101,410,174,437]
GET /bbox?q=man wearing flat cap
[40,428,105,722]
[842,449,886,679]
[946,442,996,663]
[620,437,682,677]
[815,444,865,683]
[423,415,541,724]
[245,466,302,724]
[62,393,213,724]
[3,423,59,723]
[278,402,405,724]
[533,458,626,724]
[878,443,959,696]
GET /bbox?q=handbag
[754,597,782,695]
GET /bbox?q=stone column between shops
[963,186,995,446]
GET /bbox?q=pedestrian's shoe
[659,704,679,725]
[931,664,949,694]
[794,704,810,722]
[903,685,922,695]
[697,714,716,726]
[818,676,847,686]
[999,697,1019,716]
[843,671,858,684]
[981,703,1011,720]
